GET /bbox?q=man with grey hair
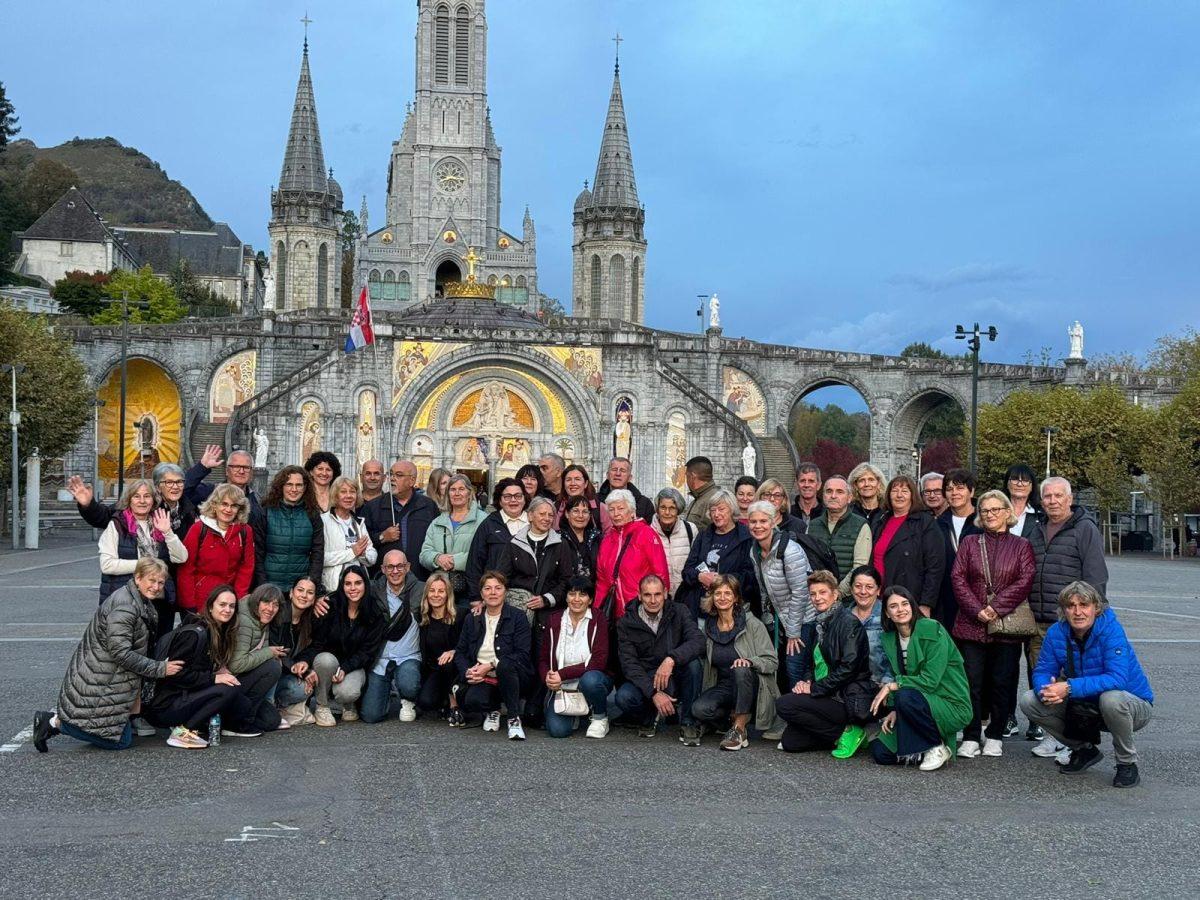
[1025,476,1109,759]
[363,459,439,579]
[920,472,947,518]
[184,444,263,517]
[807,476,870,596]
[538,453,566,497]
[1019,581,1152,788]
[597,456,654,523]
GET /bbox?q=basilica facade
[59,0,1174,504]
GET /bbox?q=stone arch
[890,385,969,474]
[784,375,875,473]
[95,357,183,487]
[783,373,879,420]
[206,347,258,425]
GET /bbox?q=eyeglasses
[227,464,251,472]
[160,479,184,487]
[762,491,786,500]
[383,563,410,571]
[922,488,942,494]
[501,491,525,500]
[979,507,1007,516]
[217,501,240,509]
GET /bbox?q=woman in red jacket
[950,489,1035,760]
[594,490,669,621]
[540,577,611,738]
[177,484,255,613]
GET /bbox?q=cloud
[887,262,1031,293]
[799,310,916,355]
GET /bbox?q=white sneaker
[398,700,417,722]
[341,704,359,722]
[132,716,157,737]
[1055,747,1072,766]
[507,717,526,741]
[957,740,981,759]
[920,744,952,771]
[1031,736,1064,758]
[585,716,610,739]
[314,706,336,727]
[483,710,501,732]
[982,738,1003,757]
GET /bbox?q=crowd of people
[33,447,1152,787]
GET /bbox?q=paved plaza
[1,536,1197,899]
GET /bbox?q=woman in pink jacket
[594,490,669,621]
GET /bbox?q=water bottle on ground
[208,714,221,748]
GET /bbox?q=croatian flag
[345,286,375,353]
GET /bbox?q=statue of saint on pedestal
[742,441,756,477]
[253,427,269,469]
[1067,321,1085,360]
[709,294,721,329]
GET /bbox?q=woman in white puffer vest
[650,488,696,602]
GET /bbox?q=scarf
[813,602,839,643]
[122,508,165,544]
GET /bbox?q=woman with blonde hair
[755,478,805,540]
[426,467,454,512]
[321,475,377,590]
[178,483,254,614]
[417,573,464,723]
[420,473,487,615]
[849,462,887,530]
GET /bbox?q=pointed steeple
[590,64,639,208]
[359,194,369,236]
[278,41,329,194]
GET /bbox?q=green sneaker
[831,725,866,759]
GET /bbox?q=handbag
[442,530,469,596]
[597,533,633,625]
[549,621,591,717]
[979,535,1038,639]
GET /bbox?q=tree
[1148,327,1200,380]
[340,210,359,308]
[19,158,77,219]
[0,82,17,151]
[920,437,962,475]
[0,305,92,490]
[92,266,187,324]
[975,385,1146,494]
[900,342,949,359]
[168,260,235,317]
[52,269,111,318]
[809,438,865,479]
[1142,380,1200,531]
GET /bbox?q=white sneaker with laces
[483,710,501,732]
[982,738,1003,757]
[920,744,952,771]
[1031,736,1064,758]
[341,704,359,722]
[957,740,981,759]
[314,706,336,727]
[399,700,417,722]
[507,717,526,741]
[132,716,157,737]
[585,716,610,739]
[1055,747,1072,766]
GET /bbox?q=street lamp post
[1042,426,1059,478]
[955,322,998,472]
[105,290,148,498]
[93,398,106,538]
[914,440,926,476]
[696,294,709,334]
[1,363,25,549]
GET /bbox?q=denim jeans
[544,670,613,738]
[361,658,422,724]
[59,719,133,751]
[607,657,702,727]
[274,672,311,707]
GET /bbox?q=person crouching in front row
[540,576,612,739]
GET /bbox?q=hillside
[4,137,213,229]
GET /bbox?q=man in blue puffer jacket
[1020,580,1153,788]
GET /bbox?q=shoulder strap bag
[981,534,1038,639]
[597,533,634,626]
[550,621,591,717]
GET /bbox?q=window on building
[397,270,412,302]
[590,255,601,317]
[382,270,397,301]
[454,6,470,85]
[60,241,73,257]
[368,269,382,301]
[435,5,450,84]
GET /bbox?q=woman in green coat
[868,585,971,771]
[252,466,325,591]
[224,584,286,734]
[419,474,487,616]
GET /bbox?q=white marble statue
[742,441,756,477]
[253,427,269,469]
[262,272,275,310]
[1068,320,1085,360]
[465,381,517,432]
[709,294,721,329]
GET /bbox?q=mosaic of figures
[392,340,465,407]
[722,366,766,436]
[209,350,257,424]
[532,345,604,393]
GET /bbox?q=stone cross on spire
[612,32,622,73]
[301,11,312,50]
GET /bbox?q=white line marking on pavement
[1131,639,1200,644]
[225,823,300,843]
[2,583,95,589]
[0,637,78,642]
[1112,605,1200,621]
[0,726,33,752]
[0,554,94,576]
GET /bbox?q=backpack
[153,621,208,662]
[782,531,840,582]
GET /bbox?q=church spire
[278,38,329,194]
[589,55,639,209]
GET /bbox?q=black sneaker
[33,710,58,753]
[638,715,661,738]
[679,725,701,747]
[447,708,465,727]
[1113,763,1140,788]
[1025,724,1044,741]
[1059,744,1103,773]
[1002,716,1020,738]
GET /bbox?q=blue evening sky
[6,1,1198,387]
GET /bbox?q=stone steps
[756,436,796,489]
[189,421,228,484]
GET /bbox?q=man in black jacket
[362,460,439,579]
[612,574,706,745]
[184,444,262,517]
[935,468,982,630]
[597,457,654,524]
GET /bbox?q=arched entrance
[96,358,182,495]
[434,259,462,297]
[787,379,871,478]
[892,389,967,475]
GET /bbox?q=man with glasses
[184,444,263,517]
[538,453,565,497]
[363,460,439,579]
[920,472,948,519]
[362,550,423,724]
